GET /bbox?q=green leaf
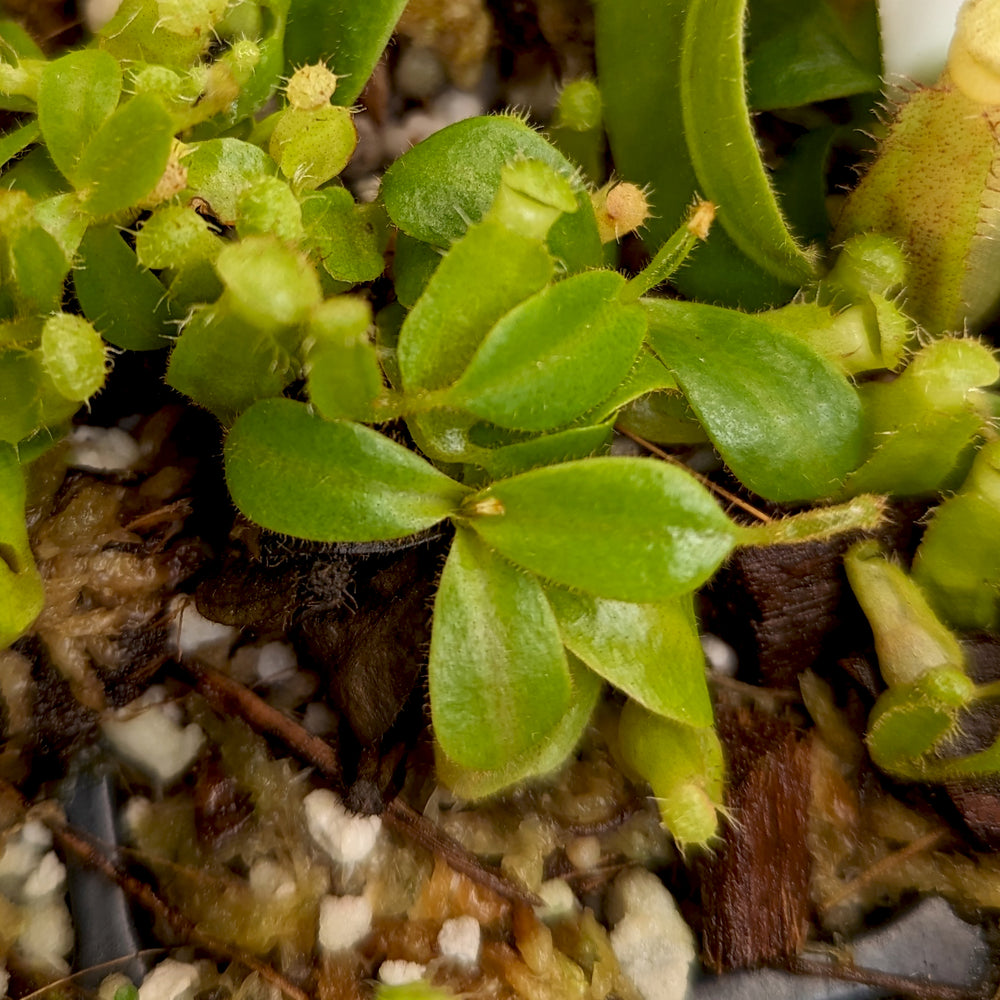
[0,350,42,443]
[0,21,44,61]
[913,439,1000,632]
[477,424,612,480]
[167,304,293,418]
[224,398,469,541]
[594,0,794,309]
[398,220,553,392]
[37,49,122,183]
[645,298,865,501]
[546,586,712,728]
[268,105,357,190]
[462,457,737,602]
[839,338,998,498]
[305,297,384,421]
[284,0,407,106]
[5,221,69,314]
[302,187,389,284]
[0,443,43,648]
[136,205,223,269]
[429,527,573,771]
[393,232,441,309]
[183,138,276,224]
[436,653,602,799]
[215,236,321,332]
[745,0,881,110]
[0,120,39,170]
[75,93,174,217]
[445,271,647,431]
[74,225,174,351]
[380,114,602,273]
[680,0,816,286]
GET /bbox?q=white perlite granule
[318,895,373,953]
[608,868,697,1000]
[378,960,427,985]
[304,789,381,865]
[437,915,481,965]
[138,960,199,1000]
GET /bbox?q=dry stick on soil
[787,956,987,1000]
[0,781,310,1000]
[174,659,545,908]
[16,951,168,1000]
[616,426,773,523]
[818,828,951,917]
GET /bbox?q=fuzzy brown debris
[700,709,813,972]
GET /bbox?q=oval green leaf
[436,653,602,800]
[37,49,122,183]
[645,298,865,501]
[545,585,713,728]
[74,225,174,350]
[380,114,602,273]
[398,219,553,393]
[680,0,816,286]
[76,93,174,217]
[463,456,737,602]
[225,398,469,542]
[429,527,573,772]
[445,270,647,431]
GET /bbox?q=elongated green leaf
[429,527,572,771]
[6,221,69,314]
[478,424,612,480]
[38,50,121,183]
[0,350,42,443]
[225,398,469,541]
[436,653,602,799]
[546,586,712,727]
[398,220,553,392]
[380,114,602,273]
[594,0,793,309]
[645,298,864,501]
[681,0,815,286]
[0,120,38,170]
[463,457,737,602]
[284,0,407,106]
[76,93,174,217]
[445,271,647,431]
[0,443,43,648]
[74,225,174,350]
[40,314,106,402]
[745,0,881,110]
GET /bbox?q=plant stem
[621,199,715,303]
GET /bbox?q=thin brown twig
[175,660,545,909]
[0,781,310,1000]
[818,828,950,916]
[616,425,773,523]
[15,951,167,1000]
[788,955,985,1000]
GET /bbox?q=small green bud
[552,78,603,132]
[40,313,107,402]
